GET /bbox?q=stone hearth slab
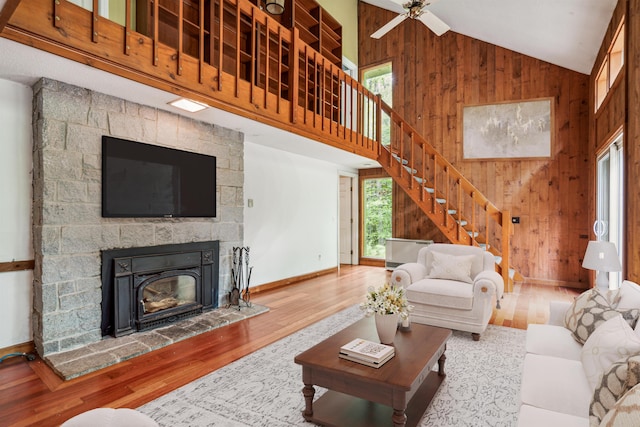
[45,304,268,380]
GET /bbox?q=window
[362,177,392,259]
[596,133,624,288]
[595,20,624,111]
[362,63,392,145]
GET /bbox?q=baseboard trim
[0,341,36,359]
[525,277,588,290]
[250,267,338,294]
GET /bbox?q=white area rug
[139,305,526,426]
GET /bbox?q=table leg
[301,384,315,421]
[392,408,407,427]
[437,345,447,376]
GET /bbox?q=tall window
[362,177,392,259]
[362,63,392,145]
[597,133,624,288]
[595,20,624,111]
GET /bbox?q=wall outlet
[247,199,254,208]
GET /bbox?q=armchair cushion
[426,252,475,283]
[407,278,474,310]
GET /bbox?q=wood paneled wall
[591,0,640,283]
[359,3,591,286]
[628,0,640,283]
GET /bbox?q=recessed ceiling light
[168,98,208,113]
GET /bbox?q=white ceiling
[363,0,617,75]
[0,0,617,169]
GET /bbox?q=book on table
[338,350,395,368]
[339,338,395,363]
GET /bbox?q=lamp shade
[582,241,622,272]
[265,0,284,15]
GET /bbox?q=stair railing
[378,100,513,289]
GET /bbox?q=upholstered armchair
[391,243,504,340]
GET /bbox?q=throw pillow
[581,315,640,390]
[565,289,638,344]
[626,356,640,389]
[599,383,640,427]
[565,288,621,333]
[589,355,640,426]
[427,252,475,284]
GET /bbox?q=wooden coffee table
[294,316,452,427]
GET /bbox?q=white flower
[359,283,413,318]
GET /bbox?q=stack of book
[338,338,395,368]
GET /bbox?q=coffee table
[294,316,452,427]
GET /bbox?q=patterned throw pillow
[427,252,475,284]
[581,315,640,390]
[599,383,640,426]
[590,355,640,426]
[564,289,613,332]
[564,289,638,344]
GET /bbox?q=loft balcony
[0,0,516,288]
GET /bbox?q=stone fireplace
[31,78,245,358]
[101,241,219,337]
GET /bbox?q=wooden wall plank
[359,2,590,286]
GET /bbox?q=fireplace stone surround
[31,78,245,359]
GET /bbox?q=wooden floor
[0,266,581,427]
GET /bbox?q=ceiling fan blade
[417,10,450,36]
[371,14,408,39]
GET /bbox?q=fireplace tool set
[228,246,252,309]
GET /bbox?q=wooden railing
[2,0,514,288]
[377,100,515,289]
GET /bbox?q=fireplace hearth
[101,241,219,337]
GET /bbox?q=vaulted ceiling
[363,0,617,74]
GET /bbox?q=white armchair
[391,243,504,340]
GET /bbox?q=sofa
[390,243,504,340]
[518,280,640,427]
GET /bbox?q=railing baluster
[92,0,98,43]
[124,0,131,55]
[277,26,282,114]
[177,0,183,76]
[234,0,240,97]
[153,0,159,65]
[217,0,223,90]
[264,19,269,109]
[198,0,204,82]
[250,9,256,104]
[290,28,299,123]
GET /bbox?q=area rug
[139,305,526,426]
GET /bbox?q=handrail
[3,0,513,288]
[378,101,513,288]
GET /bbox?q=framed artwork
[463,98,552,159]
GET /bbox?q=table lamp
[582,241,622,290]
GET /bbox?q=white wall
[0,78,33,348]
[244,141,354,286]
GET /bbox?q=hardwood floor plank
[0,266,580,427]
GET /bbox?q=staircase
[376,99,522,291]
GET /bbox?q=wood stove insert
[101,241,219,337]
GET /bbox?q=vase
[374,313,399,344]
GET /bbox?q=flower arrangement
[359,283,412,319]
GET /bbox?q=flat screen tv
[102,136,216,218]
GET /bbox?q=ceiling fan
[370,0,451,39]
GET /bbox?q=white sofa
[390,243,504,340]
[518,280,640,427]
